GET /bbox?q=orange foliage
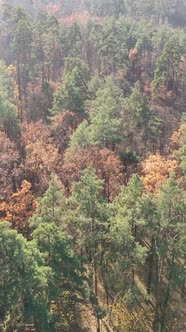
[170,123,186,150]
[62,147,124,200]
[0,180,36,235]
[128,48,138,60]
[140,154,177,193]
[61,11,92,25]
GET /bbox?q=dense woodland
[0,0,186,331]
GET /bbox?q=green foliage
[69,119,92,149]
[0,222,50,331]
[121,82,162,154]
[83,0,125,17]
[30,175,86,331]
[51,58,90,114]
[59,22,82,58]
[90,17,128,74]
[88,76,123,147]
[0,1,186,331]
[103,175,147,295]
[0,61,19,139]
[71,167,110,303]
[153,30,186,97]
[69,76,124,149]
[30,174,67,227]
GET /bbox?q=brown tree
[0,131,20,196]
[50,111,78,153]
[62,147,124,201]
[20,121,59,193]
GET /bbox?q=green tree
[154,178,185,331]
[138,177,186,332]
[121,81,162,155]
[0,222,50,332]
[51,58,90,114]
[11,8,33,117]
[30,175,67,227]
[90,17,128,74]
[108,175,146,293]
[0,61,19,139]
[88,76,123,149]
[152,31,186,100]
[83,0,125,17]
[71,168,110,331]
[30,176,86,331]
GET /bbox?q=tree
[51,58,90,114]
[0,61,19,139]
[21,121,59,193]
[153,178,185,331]
[71,167,110,331]
[152,31,186,102]
[0,222,50,332]
[121,82,162,156]
[0,131,19,196]
[32,222,85,331]
[140,154,177,193]
[108,175,146,293]
[62,147,124,200]
[50,111,77,153]
[171,119,186,177]
[88,76,123,149]
[59,22,82,59]
[30,176,86,331]
[29,175,67,228]
[11,8,33,116]
[90,17,128,74]
[83,0,125,18]
[0,180,36,235]
[27,82,54,122]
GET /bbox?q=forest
[0,0,185,331]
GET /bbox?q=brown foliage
[0,132,20,196]
[50,111,77,153]
[62,147,124,201]
[20,121,59,193]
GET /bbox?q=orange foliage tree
[170,122,186,151]
[0,180,36,235]
[61,147,124,201]
[140,154,177,193]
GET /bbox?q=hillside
[0,1,185,331]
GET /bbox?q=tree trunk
[160,253,175,332]
[147,237,155,295]
[153,249,160,332]
[16,59,23,122]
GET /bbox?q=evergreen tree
[51,58,90,114]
